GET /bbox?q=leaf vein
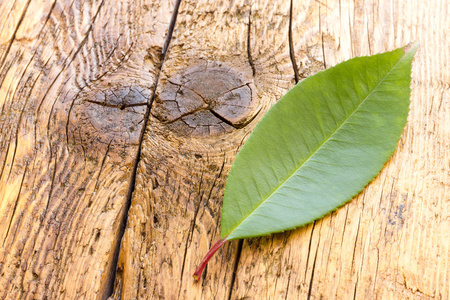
[227,53,409,238]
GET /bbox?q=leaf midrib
[226,53,407,239]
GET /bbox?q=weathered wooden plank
[0,0,172,298]
[232,0,450,299]
[115,0,449,299]
[112,0,306,298]
[1,0,447,299]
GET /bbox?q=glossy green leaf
[221,44,418,240]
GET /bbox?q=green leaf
[221,44,418,240]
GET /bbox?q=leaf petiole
[193,236,229,280]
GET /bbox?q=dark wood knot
[71,84,149,147]
[152,63,259,137]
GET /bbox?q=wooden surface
[0,0,448,299]
[0,1,172,298]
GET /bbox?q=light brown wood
[114,0,449,299]
[0,0,448,299]
[0,0,173,298]
[113,1,302,298]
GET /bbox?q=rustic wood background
[0,0,448,299]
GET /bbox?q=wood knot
[70,83,149,147]
[152,63,259,137]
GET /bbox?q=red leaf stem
[193,236,229,281]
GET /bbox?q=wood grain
[112,1,300,298]
[232,0,449,299]
[0,0,448,299]
[115,0,449,299]
[0,0,173,298]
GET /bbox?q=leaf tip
[403,41,419,54]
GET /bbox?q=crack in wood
[304,221,316,279]
[307,222,321,300]
[0,135,12,183]
[104,0,183,297]
[154,106,206,124]
[289,0,300,83]
[84,99,148,110]
[0,0,32,70]
[318,2,327,69]
[209,109,241,129]
[2,163,28,247]
[228,239,244,300]
[5,56,37,181]
[247,7,256,77]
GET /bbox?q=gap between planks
[104,0,305,297]
[104,0,182,297]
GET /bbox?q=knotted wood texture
[0,0,448,299]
